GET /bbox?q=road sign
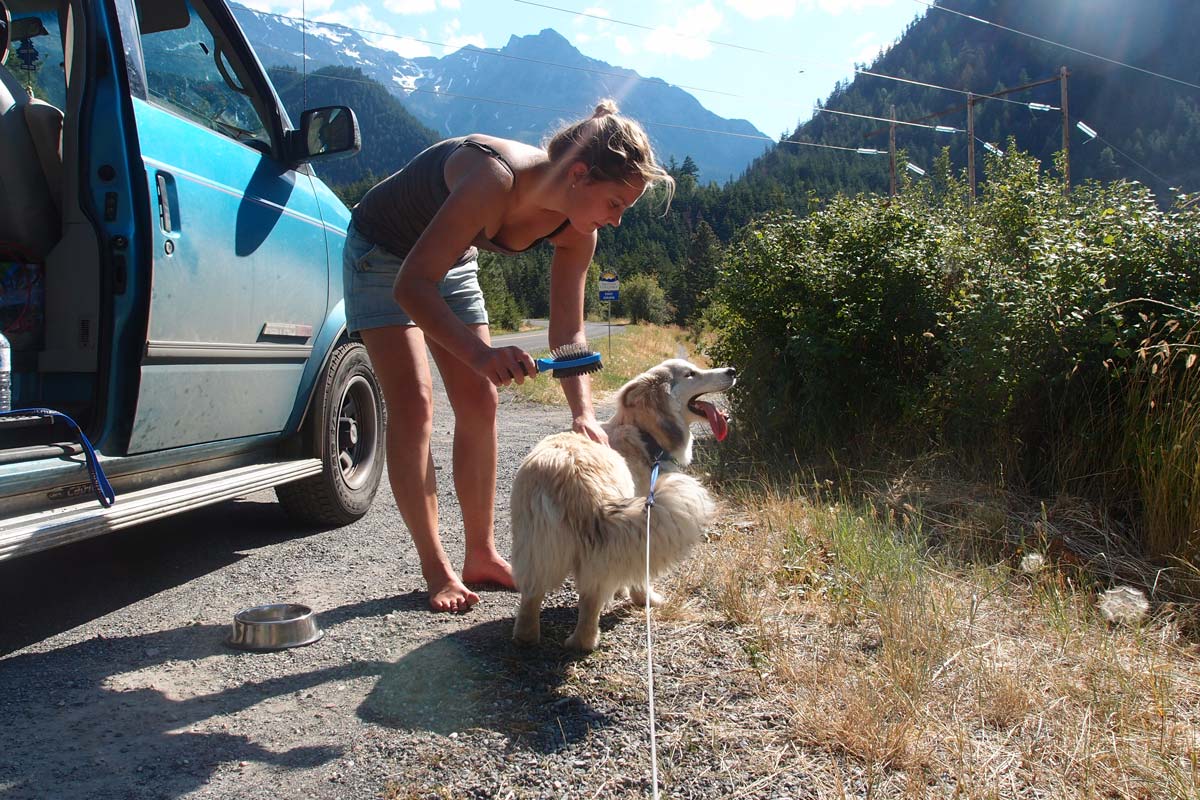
[598,270,619,302]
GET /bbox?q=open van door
[125,0,330,453]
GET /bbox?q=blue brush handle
[535,352,601,372]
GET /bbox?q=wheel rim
[334,374,380,491]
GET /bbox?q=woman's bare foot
[424,567,480,613]
[462,550,517,589]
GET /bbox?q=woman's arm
[393,156,536,385]
[549,226,608,445]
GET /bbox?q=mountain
[734,0,1200,211]
[232,7,426,98]
[230,5,767,183]
[401,29,767,183]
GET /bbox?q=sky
[237,0,928,137]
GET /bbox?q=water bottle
[0,332,10,412]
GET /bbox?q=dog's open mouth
[688,397,729,442]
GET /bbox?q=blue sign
[598,270,619,302]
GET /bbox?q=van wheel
[276,342,386,526]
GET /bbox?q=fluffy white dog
[510,359,736,651]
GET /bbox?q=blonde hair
[546,99,675,209]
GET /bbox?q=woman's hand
[573,413,609,446]
[472,345,537,386]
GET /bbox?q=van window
[136,0,269,149]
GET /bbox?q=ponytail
[546,99,675,209]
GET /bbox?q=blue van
[0,0,386,558]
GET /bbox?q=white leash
[643,458,663,800]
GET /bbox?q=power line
[270,5,1023,141]
[271,62,870,154]
[273,5,1045,120]
[275,8,1081,173]
[272,3,1159,181]
[854,68,1051,107]
[509,0,1062,110]
[817,106,962,133]
[270,2,1067,137]
[1081,129,1176,190]
[511,0,773,55]
[914,0,1200,92]
[975,136,1004,157]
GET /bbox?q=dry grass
[672,482,1200,798]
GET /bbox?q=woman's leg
[359,325,480,612]
[426,324,516,588]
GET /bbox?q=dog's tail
[598,473,716,575]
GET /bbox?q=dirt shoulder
[0,385,774,800]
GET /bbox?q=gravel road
[0,324,777,800]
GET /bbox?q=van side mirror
[287,106,361,164]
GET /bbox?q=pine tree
[669,220,721,324]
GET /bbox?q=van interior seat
[0,0,64,261]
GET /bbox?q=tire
[276,342,386,526]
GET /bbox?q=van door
[126,0,329,453]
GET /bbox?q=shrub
[619,273,670,325]
[708,146,1200,559]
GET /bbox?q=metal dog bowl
[226,603,323,651]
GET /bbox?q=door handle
[155,172,175,233]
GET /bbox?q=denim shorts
[342,222,489,333]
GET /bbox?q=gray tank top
[350,137,570,267]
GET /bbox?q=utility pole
[1060,65,1071,198]
[889,105,897,197]
[966,93,975,203]
[857,72,1069,200]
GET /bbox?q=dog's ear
[620,364,672,409]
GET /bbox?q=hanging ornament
[15,38,39,75]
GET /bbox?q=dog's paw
[564,631,599,652]
[629,587,666,608]
[512,619,541,646]
[512,623,541,646]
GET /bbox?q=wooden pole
[889,105,897,197]
[1060,65,1071,198]
[607,301,612,356]
[966,93,975,204]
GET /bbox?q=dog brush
[531,342,603,379]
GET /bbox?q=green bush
[619,273,670,325]
[708,146,1200,558]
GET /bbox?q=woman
[343,100,674,612]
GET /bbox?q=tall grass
[1126,320,1200,559]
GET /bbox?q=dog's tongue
[693,400,729,442]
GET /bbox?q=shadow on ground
[356,607,619,750]
[0,496,319,656]
[0,596,617,799]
